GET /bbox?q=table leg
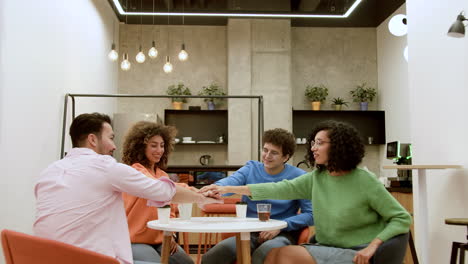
[414,169,428,264]
[236,234,243,264]
[240,232,251,264]
[161,231,172,264]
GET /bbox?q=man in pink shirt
[34,113,218,264]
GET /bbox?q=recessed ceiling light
[111,0,363,19]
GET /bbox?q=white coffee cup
[178,203,193,220]
[157,207,171,224]
[235,204,247,218]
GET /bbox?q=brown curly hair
[263,128,296,161]
[122,121,177,170]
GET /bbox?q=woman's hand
[353,238,382,264]
[199,184,226,198]
[199,184,252,196]
[196,194,224,209]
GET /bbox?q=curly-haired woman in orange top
[122,121,193,264]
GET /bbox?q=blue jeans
[201,232,296,264]
[132,243,194,264]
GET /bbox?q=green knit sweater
[249,168,411,248]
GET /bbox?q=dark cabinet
[164,109,228,143]
[292,110,386,145]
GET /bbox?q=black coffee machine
[386,141,412,187]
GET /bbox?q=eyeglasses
[311,140,330,147]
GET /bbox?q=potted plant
[350,83,377,111]
[305,84,328,110]
[198,83,226,110]
[331,97,349,111]
[166,83,192,110]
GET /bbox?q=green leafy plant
[350,83,377,102]
[331,97,349,106]
[305,85,329,102]
[166,83,191,103]
[198,83,226,104]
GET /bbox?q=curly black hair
[122,121,177,170]
[305,120,364,172]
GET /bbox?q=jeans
[201,232,296,264]
[132,243,194,264]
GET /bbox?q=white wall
[407,0,468,263]
[0,0,118,262]
[376,4,411,177]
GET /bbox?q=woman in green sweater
[201,120,411,264]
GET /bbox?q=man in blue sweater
[201,128,314,264]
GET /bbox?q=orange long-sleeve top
[123,163,185,244]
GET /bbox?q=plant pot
[207,101,215,110]
[311,101,321,111]
[359,102,368,111]
[334,105,343,111]
[172,101,183,110]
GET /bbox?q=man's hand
[258,230,281,244]
[353,238,382,264]
[170,235,178,255]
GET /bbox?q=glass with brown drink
[256,203,271,221]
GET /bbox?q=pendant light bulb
[121,53,131,71]
[148,41,158,59]
[178,43,188,61]
[108,43,119,61]
[163,56,173,73]
[136,46,146,63]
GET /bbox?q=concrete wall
[0,1,118,262]
[407,0,468,263]
[291,27,380,173]
[291,27,378,111]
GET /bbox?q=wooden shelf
[292,110,385,145]
[165,109,228,142]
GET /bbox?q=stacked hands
[191,185,225,209]
[196,185,281,243]
[198,184,225,199]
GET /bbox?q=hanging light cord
[182,0,185,43]
[167,2,170,52]
[152,0,155,41]
[140,0,143,47]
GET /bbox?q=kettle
[199,155,212,166]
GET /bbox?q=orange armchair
[1,229,119,264]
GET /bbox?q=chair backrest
[1,229,119,264]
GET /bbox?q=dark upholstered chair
[309,232,410,264]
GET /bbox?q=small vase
[172,101,183,110]
[311,101,321,111]
[360,102,368,111]
[334,105,343,111]
[207,101,215,110]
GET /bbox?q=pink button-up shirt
[33,148,176,264]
